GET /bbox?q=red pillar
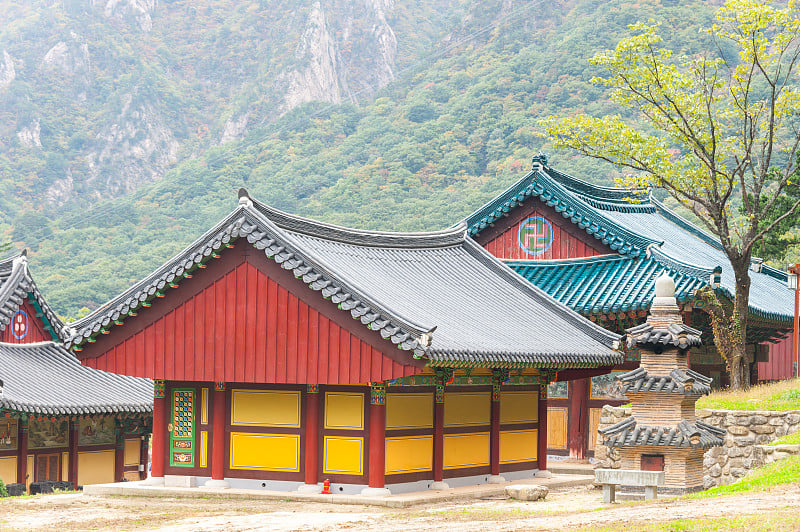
[68,419,79,486]
[211,383,226,481]
[304,385,320,486]
[17,418,28,488]
[367,384,386,490]
[490,387,501,476]
[433,385,445,483]
[568,378,589,460]
[114,420,124,482]
[538,385,548,473]
[151,380,166,480]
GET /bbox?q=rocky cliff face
[0,50,15,89]
[279,0,398,113]
[91,0,158,32]
[83,90,179,199]
[42,31,92,93]
[0,0,444,208]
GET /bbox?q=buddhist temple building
[464,154,794,460]
[67,189,622,495]
[0,252,152,492]
[599,274,725,493]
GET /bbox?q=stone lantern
[598,273,725,493]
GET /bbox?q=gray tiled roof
[68,190,622,369]
[599,417,725,449]
[0,341,152,416]
[626,323,703,350]
[617,367,713,396]
[0,252,67,341]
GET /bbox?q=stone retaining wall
[594,406,800,489]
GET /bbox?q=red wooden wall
[81,248,421,385]
[0,299,52,344]
[475,198,611,260]
[759,336,793,382]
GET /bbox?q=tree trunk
[729,345,745,390]
[730,257,752,390]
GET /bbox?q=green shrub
[0,479,9,497]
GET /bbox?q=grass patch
[769,431,800,446]
[687,455,800,498]
[575,507,800,531]
[696,378,800,411]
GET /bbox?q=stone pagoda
[599,274,725,493]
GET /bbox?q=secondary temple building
[464,155,794,460]
[66,189,622,494]
[0,252,152,492]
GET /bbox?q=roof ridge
[243,203,434,338]
[251,197,467,249]
[646,245,717,280]
[649,197,724,251]
[546,166,649,202]
[464,164,659,257]
[503,254,631,268]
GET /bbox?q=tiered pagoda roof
[616,367,713,396]
[625,322,703,349]
[599,417,726,449]
[67,190,623,370]
[466,162,793,326]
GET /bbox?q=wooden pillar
[367,383,386,490]
[568,378,589,460]
[490,383,501,476]
[304,385,320,486]
[433,384,445,483]
[17,418,28,487]
[140,434,150,481]
[151,380,166,480]
[68,419,79,486]
[211,383,226,481]
[114,418,124,482]
[538,383,548,473]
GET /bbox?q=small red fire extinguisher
[322,478,332,494]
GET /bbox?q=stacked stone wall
[594,405,800,489]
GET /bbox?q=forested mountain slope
[0,0,719,315]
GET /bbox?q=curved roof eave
[465,168,659,257]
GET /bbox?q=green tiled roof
[468,162,793,323]
[506,255,706,316]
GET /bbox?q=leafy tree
[542,0,800,389]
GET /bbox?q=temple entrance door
[169,388,196,468]
[35,453,60,482]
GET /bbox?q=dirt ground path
[1,483,799,531]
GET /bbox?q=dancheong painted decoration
[10,310,28,340]
[518,216,553,255]
[69,188,621,495]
